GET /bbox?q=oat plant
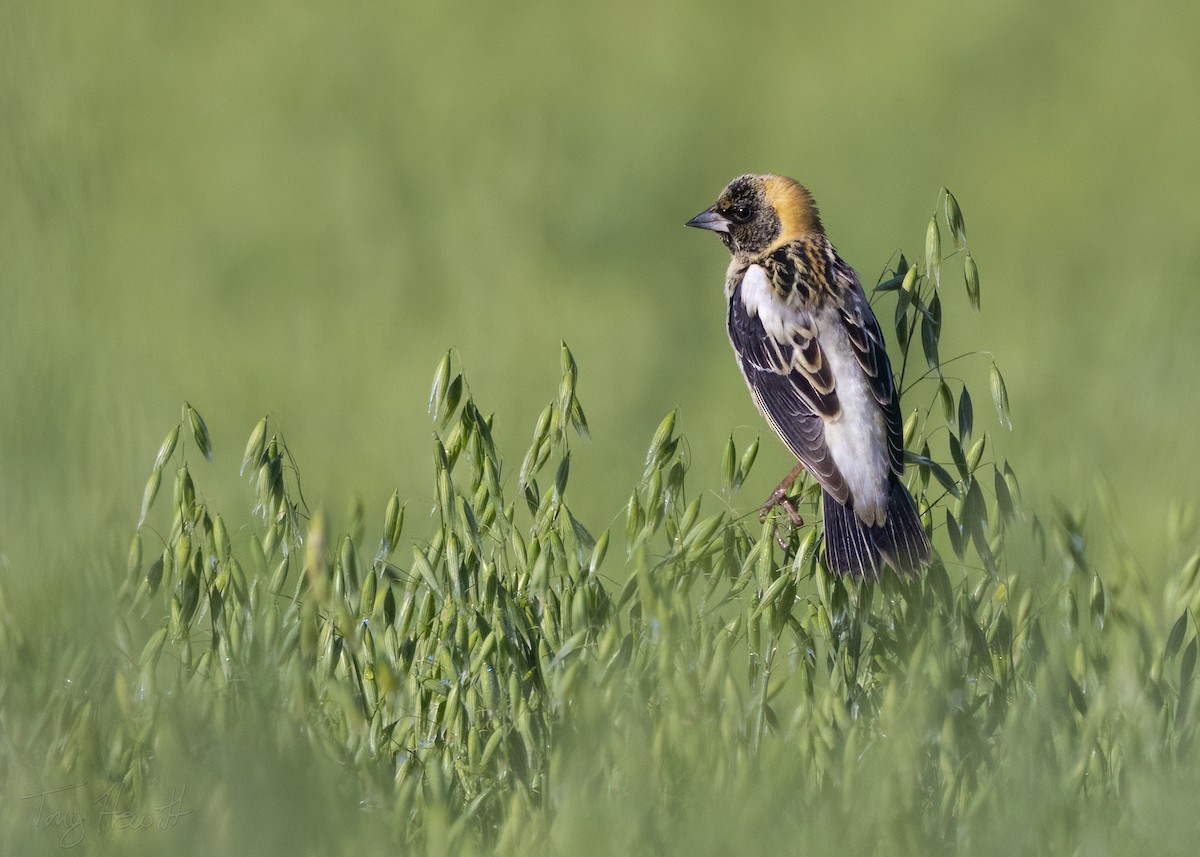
[13,191,1200,856]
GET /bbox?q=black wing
[726,275,851,504]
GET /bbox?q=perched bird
[687,174,930,578]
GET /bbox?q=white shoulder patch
[738,264,797,342]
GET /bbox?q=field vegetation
[5,2,1200,853]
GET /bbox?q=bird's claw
[758,491,804,526]
[757,462,808,549]
[759,492,804,550]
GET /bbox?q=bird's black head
[686,174,823,259]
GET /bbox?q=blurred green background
[5,0,1200,607]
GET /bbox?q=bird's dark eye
[730,204,752,224]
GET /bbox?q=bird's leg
[759,462,807,527]
[777,497,804,527]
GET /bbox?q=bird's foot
[758,463,807,522]
[759,464,807,549]
[758,489,804,526]
[761,495,805,550]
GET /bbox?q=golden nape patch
[762,175,823,243]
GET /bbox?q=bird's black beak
[685,206,731,234]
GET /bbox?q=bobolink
[687,174,931,578]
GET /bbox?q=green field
[5,1,1200,854]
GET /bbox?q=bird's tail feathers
[822,481,931,579]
